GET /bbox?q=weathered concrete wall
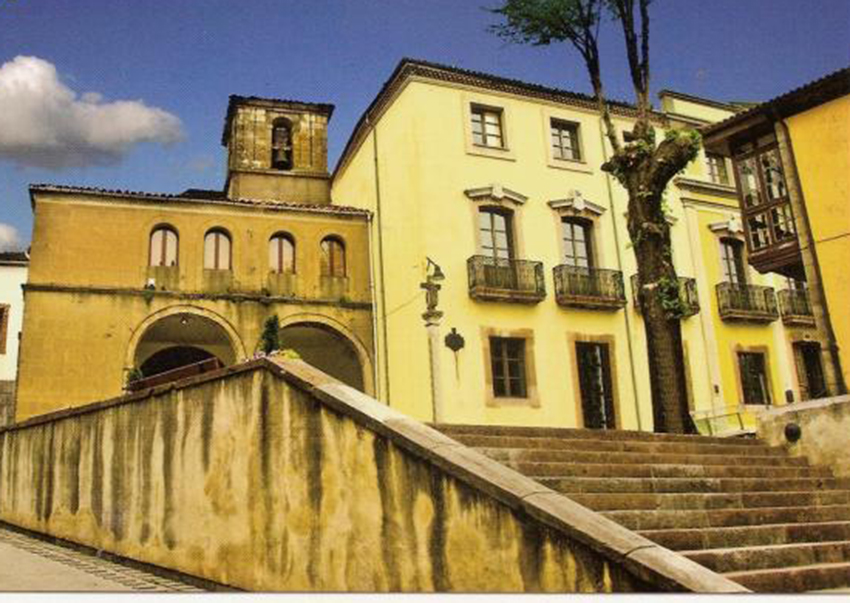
[0,358,744,592]
[757,394,850,478]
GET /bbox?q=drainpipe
[368,117,393,405]
[597,119,644,430]
[365,212,381,399]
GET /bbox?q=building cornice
[28,184,370,219]
[333,58,669,180]
[22,283,373,310]
[674,176,739,199]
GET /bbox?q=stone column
[424,314,445,424]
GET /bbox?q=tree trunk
[630,189,697,434]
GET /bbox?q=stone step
[452,433,780,457]
[568,490,850,512]
[514,461,831,480]
[537,476,850,494]
[724,562,850,593]
[603,505,850,531]
[479,447,809,467]
[682,541,850,574]
[638,520,850,551]
[435,423,763,446]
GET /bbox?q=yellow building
[332,59,814,432]
[16,97,375,420]
[704,66,849,399]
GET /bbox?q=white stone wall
[0,263,27,381]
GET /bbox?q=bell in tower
[222,96,334,205]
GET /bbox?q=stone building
[703,66,849,399]
[15,97,374,420]
[0,250,28,425]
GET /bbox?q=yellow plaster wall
[786,96,850,385]
[334,78,796,432]
[17,195,373,419]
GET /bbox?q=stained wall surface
[0,358,744,593]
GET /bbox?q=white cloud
[0,56,183,170]
[0,223,21,251]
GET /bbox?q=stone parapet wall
[0,358,744,593]
[757,394,850,477]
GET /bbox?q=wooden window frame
[706,153,730,185]
[481,327,539,408]
[269,232,296,274]
[149,225,179,268]
[470,104,505,149]
[732,141,797,254]
[478,206,515,261]
[720,237,746,285]
[204,229,232,271]
[550,118,582,162]
[321,236,346,277]
[560,217,594,270]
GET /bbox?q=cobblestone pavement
[0,526,204,592]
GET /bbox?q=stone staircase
[436,424,850,593]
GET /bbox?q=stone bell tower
[222,96,334,205]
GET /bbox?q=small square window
[489,337,527,398]
[551,119,582,161]
[706,153,729,185]
[471,105,505,149]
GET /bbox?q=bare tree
[491,0,700,433]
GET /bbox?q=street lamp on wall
[421,257,445,424]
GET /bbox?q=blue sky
[1,0,848,249]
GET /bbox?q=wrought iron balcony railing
[778,288,816,327]
[467,255,546,304]
[716,282,779,323]
[553,265,627,310]
[630,275,700,317]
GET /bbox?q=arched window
[269,232,295,274]
[271,118,293,170]
[149,226,178,267]
[320,236,346,277]
[204,229,232,270]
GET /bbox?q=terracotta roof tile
[28,184,370,217]
[702,65,850,136]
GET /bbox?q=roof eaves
[28,184,371,217]
[702,65,850,138]
[332,57,666,180]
